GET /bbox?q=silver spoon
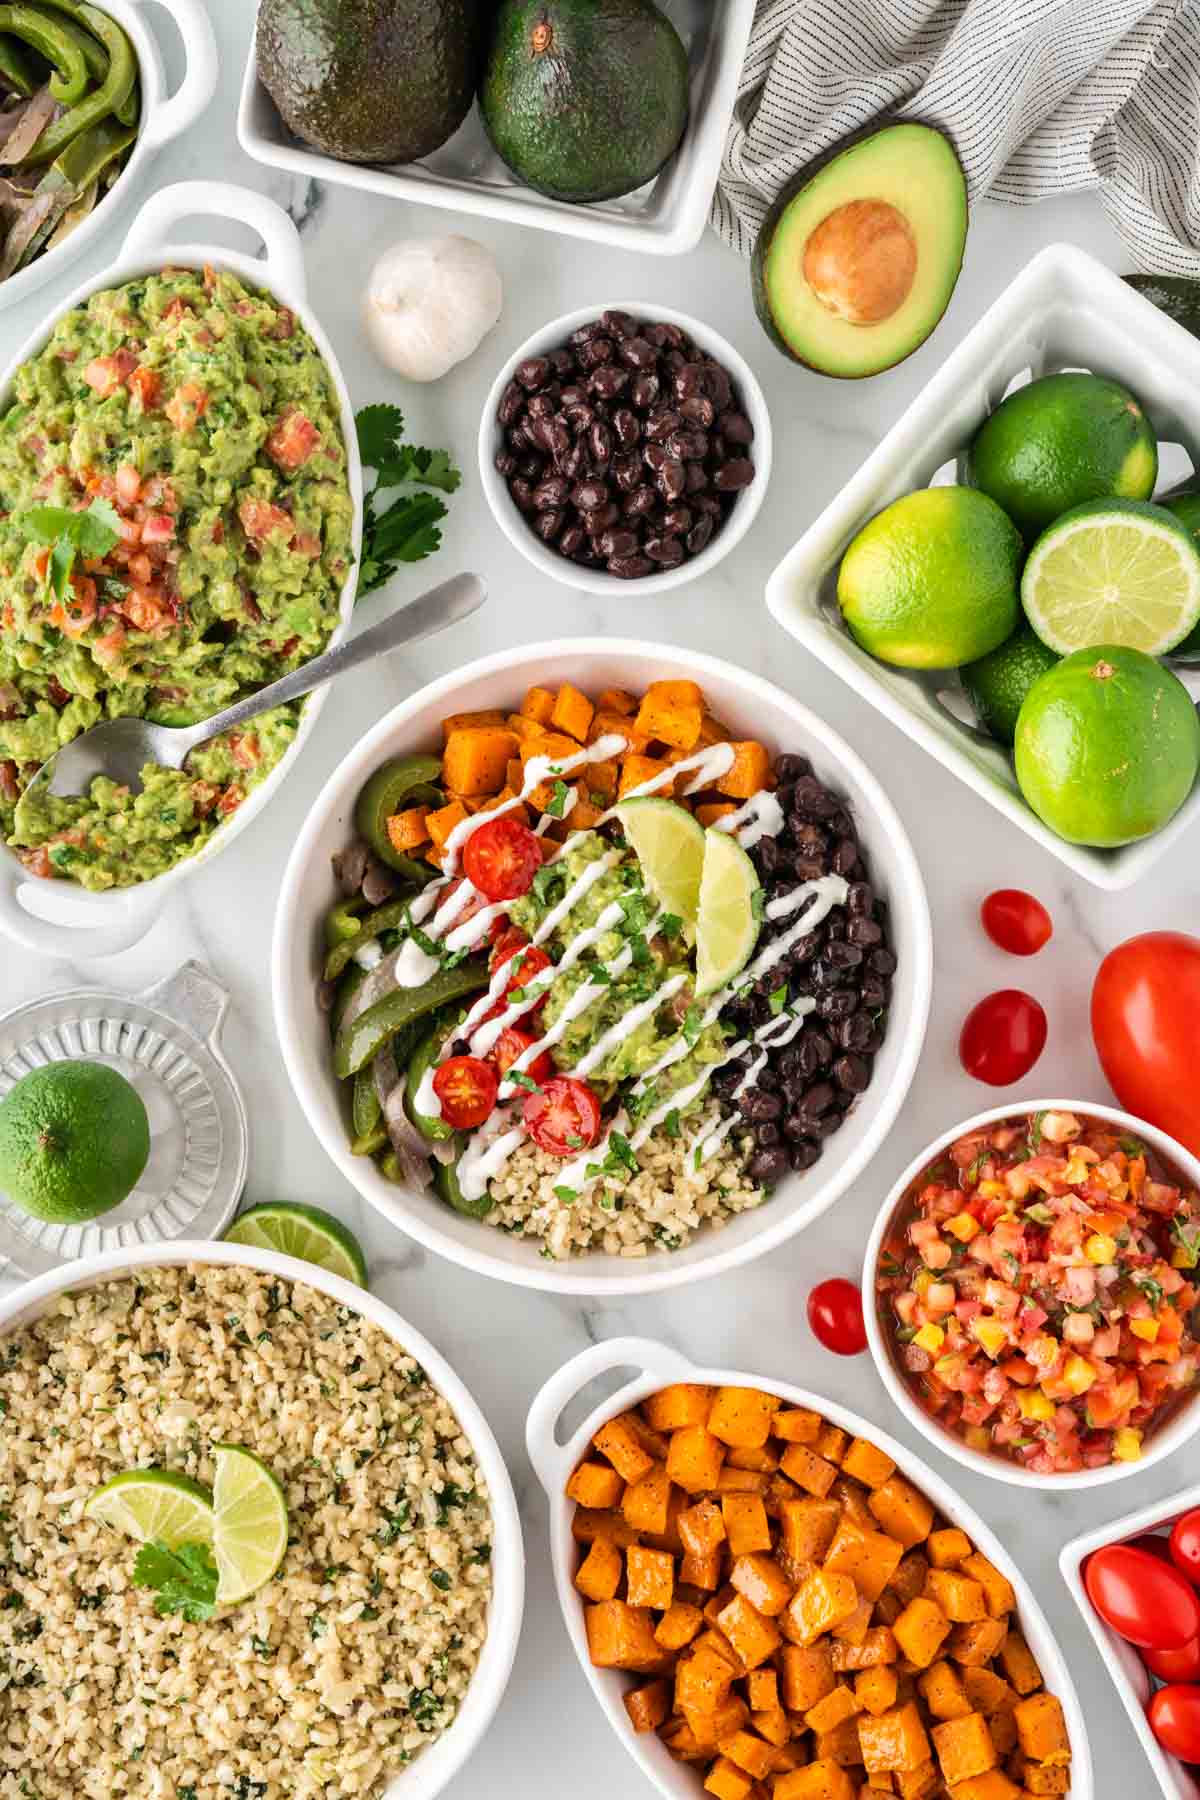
[21,571,486,802]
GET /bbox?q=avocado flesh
[752,124,967,379]
[1125,273,1200,342]
[257,0,483,165]
[480,0,689,204]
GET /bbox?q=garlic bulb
[362,235,503,382]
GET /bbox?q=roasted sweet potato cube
[442,707,507,742]
[730,1552,793,1618]
[721,1730,778,1782]
[832,1596,874,1646]
[890,1553,930,1608]
[784,1570,859,1646]
[626,1545,675,1611]
[840,1438,897,1489]
[574,1536,623,1602]
[830,1478,875,1534]
[1022,1764,1070,1794]
[572,1506,640,1547]
[717,1593,781,1670]
[824,1520,904,1603]
[989,1711,1016,1757]
[815,1424,848,1465]
[594,1413,656,1485]
[805,1683,862,1734]
[585,1600,665,1671]
[645,1384,716,1432]
[996,1629,1040,1694]
[780,1444,838,1498]
[962,1668,1014,1716]
[925,1570,988,1624]
[590,709,650,754]
[932,1713,997,1785]
[660,1715,708,1761]
[865,1778,896,1795]
[780,1498,842,1564]
[636,679,704,752]
[724,1492,773,1556]
[895,1760,938,1800]
[656,1599,703,1651]
[927,1529,973,1570]
[596,685,636,717]
[858,1702,932,1774]
[680,1498,727,1557]
[857,1665,900,1717]
[947,1773,1021,1800]
[746,1668,780,1713]
[684,1696,748,1751]
[893,1598,951,1670]
[868,1478,934,1549]
[675,1641,736,1712]
[781,1641,836,1712]
[680,1547,723,1589]
[1013,1692,1069,1764]
[704,1756,753,1800]
[425,798,469,847]
[583,757,619,804]
[719,1466,771,1495]
[518,687,555,726]
[753,1706,791,1748]
[622,1464,672,1537]
[618,752,673,799]
[832,1628,898,1672]
[816,1715,865,1765]
[567,1460,625,1510]
[728,1443,780,1473]
[772,1408,822,1445]
[696,801,737,827]
[949,1619,1008,1667]
[667,1425,726,1494]
[442,726,518,796]
[774,1764,857,1800]
[385,806,430,853]
[625,1678,670,1734]
[551,681,594,741]
[708,1386,779,1449]
[718,741,772,800]
[960,1553,1015,1620]
[918,1660,970,1721]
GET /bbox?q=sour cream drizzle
[715,789,785,849]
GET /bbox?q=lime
[1163,491,1200,657]
[85,1469,214,1549]
[0,1060,149,1224]
[695,827,762,998]
[1015,647,1200,846]
[614,796,706,936]
[224,1201,368,1286]
[1021,498,1200,656]
[837,486,1022,670]
[212,1444,289,1605]
[968,372,1158,541]
[961,624,1060,744]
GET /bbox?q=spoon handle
[185,573,486,747]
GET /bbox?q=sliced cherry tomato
[523,1076,601,1157]
[1085,1544,1200,1650]
[499,944,552,1003]
[432,1055,499,1130]
[488,913,514,946]
[1170,1508,1200,1586]
[959,990,1047,1086]
[1145,1640,1200,1683]
[463,815,542,903]
[1092,931,1200,1157]
[490,1026,553,1086]
[489,925,530,976]
[435,876,488,928]
[1149,1684,1200,1761]
[807,1279,867,1356]
[981,889,1053,956]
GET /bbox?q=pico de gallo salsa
[876,1110,1200,1475]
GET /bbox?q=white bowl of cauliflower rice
[272,639,932,1296]
[0,1240,523,1800]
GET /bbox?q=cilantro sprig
[18,497,120,604]
[131,1539,218,1623]
[355,404,461,598]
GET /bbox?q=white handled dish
[527,1336,1094,1800]
[0,179,363,960]
[0,1239,525,1800]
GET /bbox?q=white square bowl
[1060,1482,1200,1800]
[765,242,1200,890]
[237,1,754,256]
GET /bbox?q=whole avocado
[480,0,689,203]
[258,0,485,165]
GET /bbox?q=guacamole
[0,265,354,889]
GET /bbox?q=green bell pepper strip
[23,0,135,164]
[404,1005,470,1142]
[0,31,36,94]
[329,963,367,1042]
[333,958,487,1080]
[34,0,139,123]
[352,1064,381,1139]
[354,753,444,876]
[0,5,88,104]
[324,895,368,950]
[351,1123,388,1158]
[435,1155,493,1219]
[323,896,413,984]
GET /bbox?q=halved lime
[212,1444,289,1605]
[614,796,706,936]
[1022,498,1200,656]
[695,828,762,998]
[85,1468,214,1549]
[224,1202,368,1287]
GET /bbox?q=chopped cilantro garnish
[553,1185,578,1205]
[506,1070,540,1094]
[545,779,570,819]
[131,1540,217,1623]
[605,1133,638,1175]
[768,983,788,1015]
[430,1569,453,1591]
[682,1004,704,1047]
[664,1109,681,1141]
[751,887,766,921]
[660,913,683,940]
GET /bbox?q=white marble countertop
[2,6,1197,1795]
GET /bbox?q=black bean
[570,479,609,512]
[598,527,639,559]
[657,459,686,501]
[720,410,755,446]
[755,1121,781,1148]
[516,356,550,390]
[624,485,658,519]
[602,309,637,339]
[612,452,642,492]
[618,335,658,368]
[847,881,874,916]
[548,347,575,377]
[559,523,585,557]
[776,754,812,783]
[563,401,594,433]
[869,947,897,976]
[860,974,888,1010]
[607,553,653,579]
[579,336,614,371]
[789,1139,822,1172]
[684,462,708,494]
[612,407,641,449]
[581,502,619,535]
[494,449,517,478]
[749,1147,790,1186]
[846,916,883,947]
[589,421,612,466]
[823,939,863,972]
[818,989,857,1021]
[739,1088,782,1123]
[497,381,524,426]
[533,508,565,543]
[560,440,588,481]
[589,364,629,399]
[673,362,707,399]
[630,371,660,411]
[661,506,693,537]
[532,476,570,510]
[645,408,682,442]
[560,383,588,408]
[643,442,668,473]
[832,838,860,876]
[509,477,535,512]
[644,536,684,568]
[568,320,605,346]
[679,394,716,428]
[715,457,756,492]
[686,514,714,554]
[833,1053,871,1094]
[703,360,733,409]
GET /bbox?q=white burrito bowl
[0,1238,525,1800]
[272,639,932,1296]
[0,180,363,960]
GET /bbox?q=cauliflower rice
[487,1113,765,1259]
[0,1265,492,1799]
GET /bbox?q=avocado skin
[1125,273,1200,342]
[258,0,485,165]
[480,0,689,204]
[750,123,967,379]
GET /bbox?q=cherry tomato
[490,1026,553,1086]
[462,815,542,903]
[1170,1509,1200,1586]
[1092,931,1200,1156]
[959,990,1047,1085]
[807,1279,867,1356]
[489,926,530,975]
[1085,1544,1200,1650]
[1144,1640,1200,1684]
[524,1076,602,1157]
[499,944,552,1003]
[432,1055,499,1130]
[980,889,1053,956]
[435,877,488,928]
[1149,1685,1200,1761]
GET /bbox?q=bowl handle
[0,859,164,960]
[126,0,218,153]
[121,182,308,313]
[525,1336,696,1496]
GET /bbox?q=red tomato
[807,1279,867,1357]
[1092,931,1200,1156]
[1171,1509,1200,1586]
[490,1027,553,1086]
[498,944,552,1003]
[432,1055,499,1130]
[524,1076,601,1157]
[489,926,530,975]
[436,877,488,928]
[462,815,542,903]
[1148,1685,1200,1761]
[1085,1544,1200,1650]
[980,889,1053,956]
[1145,1640,1200,1683]
[959,990,1048,1085]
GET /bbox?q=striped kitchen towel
[712,0,1200,275]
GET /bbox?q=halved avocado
[751,123,968,379]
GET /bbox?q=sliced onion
[0,87,57,167]
[341,944,404,1031]
[374,1060,432,1190]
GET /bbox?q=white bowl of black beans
[479,303,771,594]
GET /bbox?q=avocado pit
[802,199,917,327]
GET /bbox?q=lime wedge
[695,828,762,998]
[1022,498,1200,655]
[614,796,706,936]
[85,1468,214,1549]
[212,1444,288,1605]
[224,1201,368,1287]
